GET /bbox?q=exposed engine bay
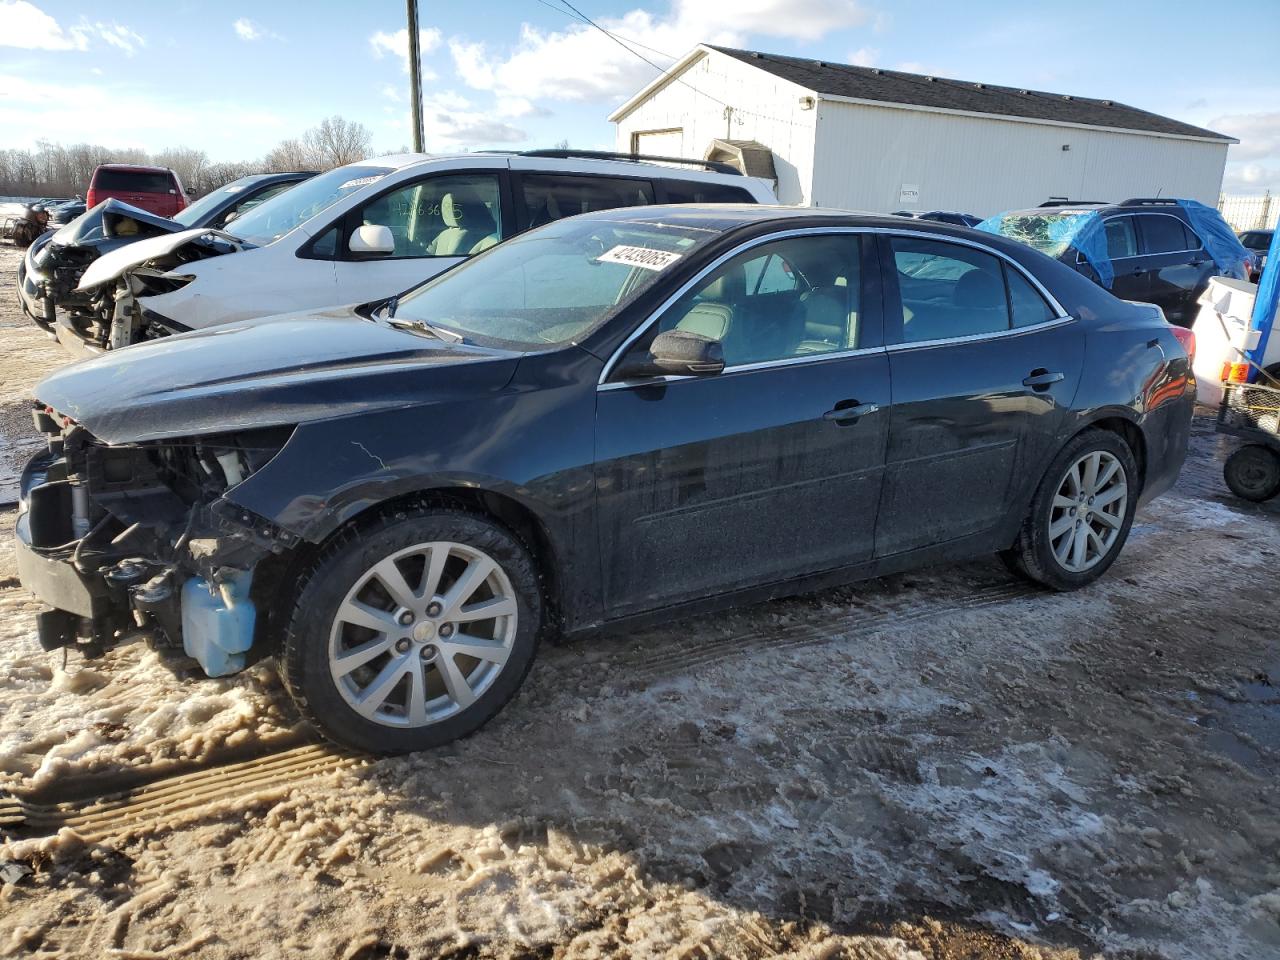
[16,405,297,676]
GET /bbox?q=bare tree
[302,116,372,169]
[0,114,380,198]
[153,146,209,193]
[264,138,310,173]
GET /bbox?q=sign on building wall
[899,184,920,205]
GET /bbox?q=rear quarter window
[93,169,176,193]
[662,180,755,204]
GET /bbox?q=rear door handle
[824,401,879,424]
[1023,370,1064,390]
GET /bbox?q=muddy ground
[0,243,1278,959]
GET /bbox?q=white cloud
[1211,112,1280,162]
[232,18,279,42]
[380,90,527,151]
[86,22,145,55]
[0,73,285,157]
[496,96,548,119]
[848,46,879,67]
[0,0,83,49]
[447,0,873,103]
[0,3,147,55]
[370,27,442,73]
[380,84,401,102]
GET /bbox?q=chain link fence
[1218,193,1277,232]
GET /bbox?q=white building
[610,45,1235,217]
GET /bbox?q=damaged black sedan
[16,206,1195,752]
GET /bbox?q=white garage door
[631,128,685,160]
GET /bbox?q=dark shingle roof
[708,45,1232,142]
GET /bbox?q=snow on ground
[1,244,1278,959]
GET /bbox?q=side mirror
[349,224,396,256]
[613,329,725,380]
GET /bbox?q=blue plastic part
[181,570,256,677]
[977,209,1114,288]
[1176,199,1250,280]
[1246,227,1280,380]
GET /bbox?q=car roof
[569,202,981,234]
[94,163,176,174]
[359,152,757,184]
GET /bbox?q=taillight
[1170,326,1195,363]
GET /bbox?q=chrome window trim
[597,225,1071,386]
[887,314,1074,353]
[599,344,887,392]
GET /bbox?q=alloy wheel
[327,541,518,727]
[1048,450,1128,573]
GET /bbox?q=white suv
[71,151,776,351]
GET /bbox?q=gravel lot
[1,242,1278,959]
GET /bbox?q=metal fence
[1218,193,1277,232]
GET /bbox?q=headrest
[441,193,470,228]
[954,268,1004,309]
[675,302,732,341]
[700,264,745,303]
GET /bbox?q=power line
[543,0,805,129]
[530,0,677,62]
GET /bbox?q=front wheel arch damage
[253,487,563,663]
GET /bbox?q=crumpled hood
[35,308,520,444]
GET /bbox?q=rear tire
[1224,444,1280,502]
[281,507,543,754]
[1002,429,1139,591]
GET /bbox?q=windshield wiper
[385,315,465,343]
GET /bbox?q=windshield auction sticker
[597,245,682,271]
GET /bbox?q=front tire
[281,507,543,753]
[1002,430,1139,591]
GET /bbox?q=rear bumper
[1139,386,1196,508]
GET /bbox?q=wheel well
[254,487,564,656]
[1081,417,1146,491]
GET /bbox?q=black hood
[35,308,520,444]
[49,198,183,252]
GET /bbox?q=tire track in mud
[620,580,1040,684]
[4,743,367,842]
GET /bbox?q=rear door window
[520,174,654,229]
[94,169,176,193]
[1140,214,1192,254]
[1006,268,1057,327]
[1103,217,1138,259]
[661,180,755,204]
[890,237,1011,342]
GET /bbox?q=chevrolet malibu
[16,206,1196,752]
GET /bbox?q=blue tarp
[976,209,1114,288]
[1177,199,1250,280]
[1247,227,1280,379]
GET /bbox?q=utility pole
[406,0,424,153]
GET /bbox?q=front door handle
[824,400,879,424]
[1023,369,1064,391]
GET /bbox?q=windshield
[227,164,392,246]
[174,177,261,226]
[391,217,718,347]
[981,211,1087,258]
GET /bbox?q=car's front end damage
[13,308,521,679]
[67,227,245,352]
[16,408,297,676]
